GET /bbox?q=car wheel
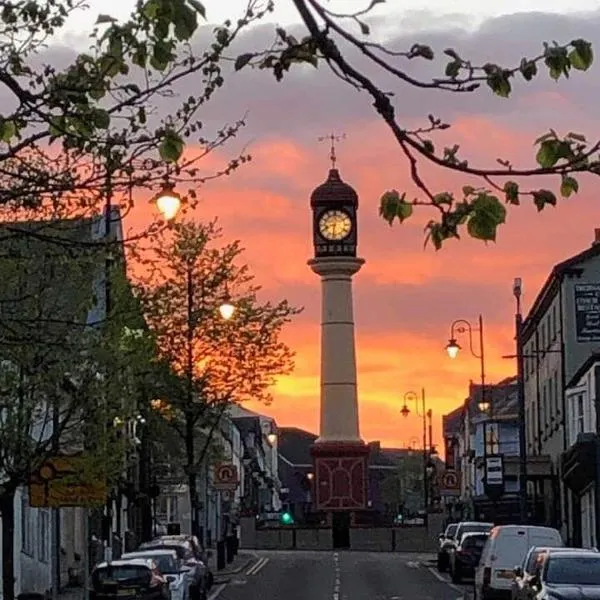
[190,585,203,600]
[437,554,447,572]
[207,572,214,589]
[451,567,462,583]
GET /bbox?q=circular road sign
[441,471,458,489]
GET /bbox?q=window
[21,491,34,555]
[156,495,179,523]
[542,384,548,430]
[570,393,585,445]
[555,371,561,416]
[39,510,49,562]
[549,376,555,419]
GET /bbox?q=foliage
[134,218,300,467]
[0,0,270,235]
[0,217,139,600]
[232,0,597,248]
[380,453,424,509]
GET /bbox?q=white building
[522,229,600,543]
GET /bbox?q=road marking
[246,556,268,575]
[426,567,465,594]
[406,561,420,568]
[207,583,226,600]
[333,552,340,600]
[252,557,270,575]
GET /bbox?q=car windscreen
[130,554,178,574]
[545,556,600,585]
[526,550,543,573]
[93,565,151,586]
[446,524,458,537]
[461,534,488,550]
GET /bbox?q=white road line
[252,557,270,575]
[246,556,267,575]
[426,567,465,594]
[333,552,340,600]
[207,583,226,600]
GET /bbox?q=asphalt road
[209,551,472,600]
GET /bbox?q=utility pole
[51,386,60,600]
[514,278,528,524]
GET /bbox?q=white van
[474,525,563,600]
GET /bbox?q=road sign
[439,470,461,496]
[221,490,233,501]
[29,456,107,508]
[213,463,239,491]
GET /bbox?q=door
[332,512,350,549]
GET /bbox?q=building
[442,378,554,524]
[562,353,600,548]
[521,229,600,543]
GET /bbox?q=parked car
[154,535,214,590]
[511,546,596,600]
[445,522,494,574]
[474,525,563,600]
[139,539,207,600]
[523,550,600,598]
[449,531,489,583]
[121,549,190,600]
[437,523,458,572]
[90,558,170,600]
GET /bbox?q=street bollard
[216,540,226,570]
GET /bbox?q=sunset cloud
[33,6,600,449]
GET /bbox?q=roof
[466,378,518,418]
[122,549,177,558]
[310,169,359,208]
[522,239,600,341]
[96,558,153,568]
[566,351,600,389]
[278,427,317,465]
[443,405,464,437]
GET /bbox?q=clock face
[318,209,352,241]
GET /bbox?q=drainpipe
[593,364,600,548]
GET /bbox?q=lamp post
[514,278,528,525]
[401,389,429,524]
[446,315,489,414]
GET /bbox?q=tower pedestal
[310,441,369,511]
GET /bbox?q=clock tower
[308,137,369,524]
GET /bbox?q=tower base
[310,441,369,511]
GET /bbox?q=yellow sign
[29,456,107,508]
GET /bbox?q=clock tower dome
[307,138,369,528]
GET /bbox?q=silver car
[121,550,189,600]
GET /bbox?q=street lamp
[446,315,489,414]
[267,432,277,446]
[152,183,182,221]
[218,301,235,321]
[401,389,430,521]
[307,472,314,481]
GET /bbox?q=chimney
[594,229,600,245]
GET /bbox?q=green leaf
[487,71,511,98]
[569,39,593,71]
[560,175,579,198]
[379,190,401,224]
[188,0,206,18]
[445,60,460,78]
[173,4,197,41]
[0,119,17,142]
[532,189,557,211]
[396,199,413,223]
[96,14,117,24]
[159,130,184,163]
[504,181,519,205]
[234,53,254,71]
[411,44,434,60]
[467,194,506,242]
[519,58,538,81]
[536,140,559,168]
[462,186,475,196]
[358,20,370,35]
[432,192,453,206]
[92,109,110,129]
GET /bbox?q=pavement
[207,551,475,600]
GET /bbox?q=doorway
[332,511,350,549]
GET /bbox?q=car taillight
[483,567,491,587]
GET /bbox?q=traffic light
[280,504,294,525]
[281,511,294,525]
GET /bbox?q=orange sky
[119,9,600,454]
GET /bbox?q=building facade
[521,230,600,542]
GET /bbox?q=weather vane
[317,133,347,169]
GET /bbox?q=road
[209,551,473,600]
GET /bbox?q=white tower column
[308,256,364,443]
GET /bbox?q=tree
[232,0,597,248]
[0,0,273,232]
[380,453,425,516]
[0,217,134,600]
[135,218,299,538]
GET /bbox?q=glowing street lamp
[446,338,461,359]
[153,184,182,221]
[218,301,235,321]
[267,432,277,446]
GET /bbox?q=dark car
[525,550,600,599]
[139,539,207,600]
[449,531,489,583]
[90,558,170,600]
[443,521,494,573]
[438,523,458,572]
